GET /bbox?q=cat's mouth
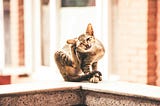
[77,44,92,52]
[85,44,91,50]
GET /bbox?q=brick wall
[112,0,148,83]
[147,0,157,85]
[112,0,160,86]
[156,0,160,86]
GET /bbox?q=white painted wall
[112,0,148,83]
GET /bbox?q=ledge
[82,81,160,101]
[0,81,160,105]
[0,81,80,95]
[1,81,160,100]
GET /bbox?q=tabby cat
[54,23,105,83]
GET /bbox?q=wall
[112,0,148,83]
[84,90,160,106]
[0,89,82,106]
[0,83,160,106]
[156,0,160,86]
[147,0,157,85]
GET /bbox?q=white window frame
[96,0,109,80]
[24,0,57,75]
[0,0,41,75]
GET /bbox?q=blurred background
[0,0,159,86]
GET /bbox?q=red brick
[147,0,158,85]
[156,0,160,86]
[148,77,156,85]
[148,61,157,69]
[0,76,11,85]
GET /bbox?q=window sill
[0,80,160,101]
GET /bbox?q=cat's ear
[86,23,94,36]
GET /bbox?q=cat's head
[67,23,95,52]
[76,33,95,52]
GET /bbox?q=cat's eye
[87,37,91,41]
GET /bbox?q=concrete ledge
[84,90,160,106]
[0,81,160,105]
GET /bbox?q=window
[0,0,109,82]
[59,0,97,49]
[61,0,95,7]
[0,0,26,75]
[3,0,11,66]
[30,0,109,80]
[58,0,109,80]
[41,0,50,66]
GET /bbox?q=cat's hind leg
[54,51,74,81]
[92,62,98,71]
[67,71,101,82]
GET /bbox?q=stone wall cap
[0,81,160,101]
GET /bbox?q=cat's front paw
[89,73,102,83]
[89,76,100,83]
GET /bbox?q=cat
[54,23,105,83]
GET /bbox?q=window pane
[4,0,25,67]
[41,0,50,66]
[61,0,95,7]
[3,0,11,66]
